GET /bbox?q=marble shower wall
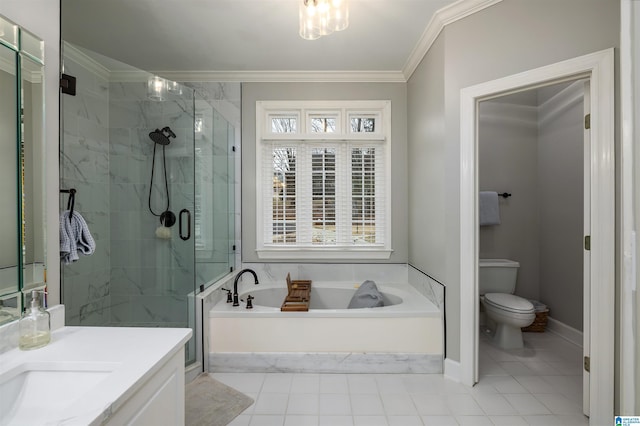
[60,52,111,326]
[108,81,195,327]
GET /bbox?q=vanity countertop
[0,326,192,425]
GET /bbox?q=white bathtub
[208,282,443,373]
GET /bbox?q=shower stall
[60,42,237,367]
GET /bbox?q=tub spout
[233,269,259,307]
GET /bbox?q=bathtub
[208,281,443,373]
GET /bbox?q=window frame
[256,100,392,260]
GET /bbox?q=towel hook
[60,188,77,222]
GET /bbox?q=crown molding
[152,70,407,83]
[538,80,585,127]
[402,0,503,80]
[62,43,111,82]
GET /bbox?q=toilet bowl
[479,259,535,349]
[482,293,535,349]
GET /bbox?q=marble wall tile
[408,266,445,309]
[209,353,443,374]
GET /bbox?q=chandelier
[299,0,349,41]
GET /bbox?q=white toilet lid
[484,293,535,314]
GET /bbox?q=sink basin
[0,361,119,426]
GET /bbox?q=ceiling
[61,0,471,82]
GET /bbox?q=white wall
[0,1,60,304]
[407,0,619,362]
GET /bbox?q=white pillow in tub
[348,280,385,309]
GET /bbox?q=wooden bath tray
[281,273,312,312]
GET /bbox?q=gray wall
[538,83,585,331]
[408,34,446,280]
[241,82,408,263]
[407,0,619,362]
[478,95,540,301]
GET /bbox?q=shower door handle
[179,209,191,241]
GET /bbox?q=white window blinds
[257,101,391,259]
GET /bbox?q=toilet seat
[484,293,534,314]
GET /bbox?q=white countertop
[0,326,192,425]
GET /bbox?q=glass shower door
[60,42,197,365]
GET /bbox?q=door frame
[459,49,614,425]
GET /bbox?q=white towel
[60,210,96,264]
[479,191,501,226]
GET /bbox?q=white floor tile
[348,375,379,394]
[455,415,493,425]
[319,415,354,426]
[411,394,450,416]
[421,415,459,425]
[479,376,528,394]
[497,361,536,376]
[319,394,352,415]
[502,394,551,415]
[522,414,566,425]
[445,395,484,415]
[320,374,349,394]
[376,375,408,394]
[284,415,318,426]
[512,376,556,394]
[214,372,265,393]
[287,393,319,415]
[228,414,251,426]
[291,374,321,394]
[249,415,285,426]
[353,415,389,426]
[472,393,517,415]
[381,393,418,416]
[387,415,424,426]
[262,374,293,393]
[351,394,385,415]
[488,415,528,425]
[533,393,583,415]
[253,393,289,415]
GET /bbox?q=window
[256,101,391,259]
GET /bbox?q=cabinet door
[107,348,185,426]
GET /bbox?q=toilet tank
[479,259,520,295]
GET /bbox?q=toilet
[479,259,535,349]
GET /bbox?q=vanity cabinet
[106,347,186,426]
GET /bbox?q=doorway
[459,49,614,425]
[477,80,588,414]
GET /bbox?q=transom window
[256,100,392,260]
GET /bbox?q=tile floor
[215,331,587,426]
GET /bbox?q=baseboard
[546,316,583,347]
[443,357,461,382]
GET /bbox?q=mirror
[0,41,19,296]
[0,14,46,322]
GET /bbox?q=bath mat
[185,373,253,426]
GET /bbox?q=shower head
[148,127,176,145]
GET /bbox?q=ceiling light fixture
[299,0,349,41]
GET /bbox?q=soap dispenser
[19,290,51,350]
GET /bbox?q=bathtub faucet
[233,269,259,307]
